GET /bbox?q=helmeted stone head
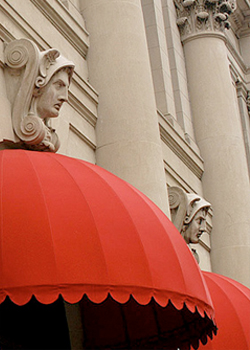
[168,187,211,263]
[4,39,75,152]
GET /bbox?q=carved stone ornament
[168,186,211,263]
[247,91,250,116]
[174,0,237,41]
[3,39,74,152]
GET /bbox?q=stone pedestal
[80,0,169,215]
[175,1,250,287]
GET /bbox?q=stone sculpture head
[168,187,211,244]
[4,39,75,152]
[168,187,211,264]
[181,194,211,244]
[31,49,74,121]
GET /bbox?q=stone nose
[59,87,68,102]
[200,219,206,233]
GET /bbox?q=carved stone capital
[174,0,237,42]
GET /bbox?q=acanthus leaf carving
[174,0,237,41]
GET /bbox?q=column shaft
[80,0,169,215]
[183,33,250,287]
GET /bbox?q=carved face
[183,209,207,244]
[35,70,70,119]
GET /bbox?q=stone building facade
[0,0,249,290]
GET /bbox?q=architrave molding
[69,123,96,151]
[164,161,197,193]
[68,93,97,128]
[30,0,89,58]
[226,35,248,74]
[159,112,204,180]
[0,1,51,50]
[1,0,89,59]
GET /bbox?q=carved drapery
[3,39,74,152]
[174,0,237,41]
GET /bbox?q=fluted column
[80,0,169,215]
[175,0,250,287]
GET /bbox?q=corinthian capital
[174,0,237,41]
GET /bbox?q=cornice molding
[174,0,236,42]
[69,123,96,150]
[30,0,89,58]
[236,78,248,98]
[0,24,14,44]
[165,162,197,193]
[230,0,250,37]
[226,35,248,74]
[0,2,50,49]
[68,92,97,128]
[158,112,204,180]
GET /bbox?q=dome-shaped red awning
[199,272,250,350]
[0,149,216,349]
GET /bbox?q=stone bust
[3,39,74,152]
[168,187,211,263]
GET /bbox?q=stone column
[80,0,170,216]
[175,0,250,287]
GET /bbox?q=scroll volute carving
[4,39,74,152]
[168,187,187,233]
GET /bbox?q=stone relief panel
[174,0,237,40]
[3,38,74,152]
[168,186,211,263]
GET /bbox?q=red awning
[199,272,250,350]
[0,149,216,349]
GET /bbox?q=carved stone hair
[168,187,211,235]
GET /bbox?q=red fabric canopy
[199,272,250,350]
[0,149,216,349]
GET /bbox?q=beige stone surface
[142,0,176,119]
[161,0,196,143]
[80,0,170,215]
[0,0,97,162]
[183,33,250,287]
